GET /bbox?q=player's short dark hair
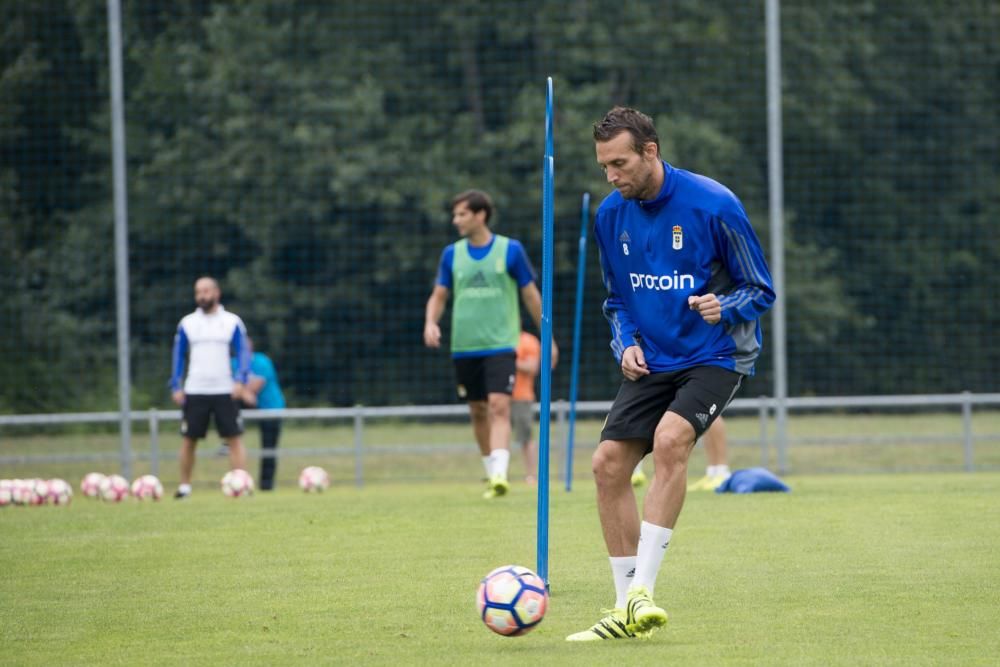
[451,189,494,224]
[593,106,660,156]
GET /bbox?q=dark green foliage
[1,1,997,411]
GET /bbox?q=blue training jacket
[595,161,775,375]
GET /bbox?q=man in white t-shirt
[168,276,252,498]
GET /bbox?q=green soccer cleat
[687,474,714,491]
[688,473,732,491]
[491,474,509,495]
[565,609,642,641]
[631,469,648,488]
[482,475,509,499]
[625,586,668,634]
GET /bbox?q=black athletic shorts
[601,365,743,451]
[181,394,243,439]
[452,352,516,402]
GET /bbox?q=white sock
[633,461,644,476]
[633,521,673,595]
[489,449,510,479]
[715,465,731,478]
[482,456,492,478]
[609,556,637,609]
[178,483,192,495]
[706,465,717,477]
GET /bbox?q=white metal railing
[2,393,999,482]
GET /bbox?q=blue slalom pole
[564,192,590,492]
[537,77,554,589]
[545,78,554,158]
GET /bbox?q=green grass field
[2,472,998,666]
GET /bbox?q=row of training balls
[79,472,164,502]
[0,478,73,506]
[1,466,332,507]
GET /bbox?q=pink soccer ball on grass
[28,479,50,506]
[221,469,254,498]
[476,565,548,636]
[10,479,32,506]
[130,475,164,501]
[46,478,73,506]
[80,472,107,499]
[298,466,330,493]
[99,474,130,502]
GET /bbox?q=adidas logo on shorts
[695,412,709,428]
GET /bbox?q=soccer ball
[298,466,330,493]
[130,474,164,501]
[221,469,254,498]
[0,480,12,507]
[81,472,107,499]
[28,478,50,506]
[476,565,548,636]
[10,479,32,506]
[99,474,130,502]
[46,478,73,506]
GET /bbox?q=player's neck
[466,227,493,247]
[638,161,665,201]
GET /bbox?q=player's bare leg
[566,439,647,641]
[482,393,512,497]
[689,417,730,490]
[468,401,491,457]
[176,436,197,498]
[522,438,538,483]
[593,439,645,555]
[644,412,697,529]
[615,412,695,635]
[706,417,727,468]
[225,435,247,472]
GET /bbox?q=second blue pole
[564,192,590,491]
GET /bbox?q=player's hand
[423,322,441,348]
[621,345,650,381]
[550,339,559,369]
[171,390,185,406]
[240,386,258,407]
[231,383,245,401]
[688,293,722,325]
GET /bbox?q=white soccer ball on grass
[221,469,254,498]
[130,474,164,501]
[99,474,130,502]
[298,466,330,493]
[81,472,107,499]
[46,478,73,506]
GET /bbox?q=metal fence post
[353,406,365,487]
[758,396,770,467]
[149,408,159,477]
[961,391,974,472]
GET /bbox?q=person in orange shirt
[511,331,546,483]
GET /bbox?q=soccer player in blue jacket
[567,107,775,641]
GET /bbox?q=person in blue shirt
[233,340,286,491]
[567,107,775,642]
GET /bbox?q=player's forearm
[602,297,640,365]
[719,284,776,325]
[521,284,543,329]
[425,294,446,325]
